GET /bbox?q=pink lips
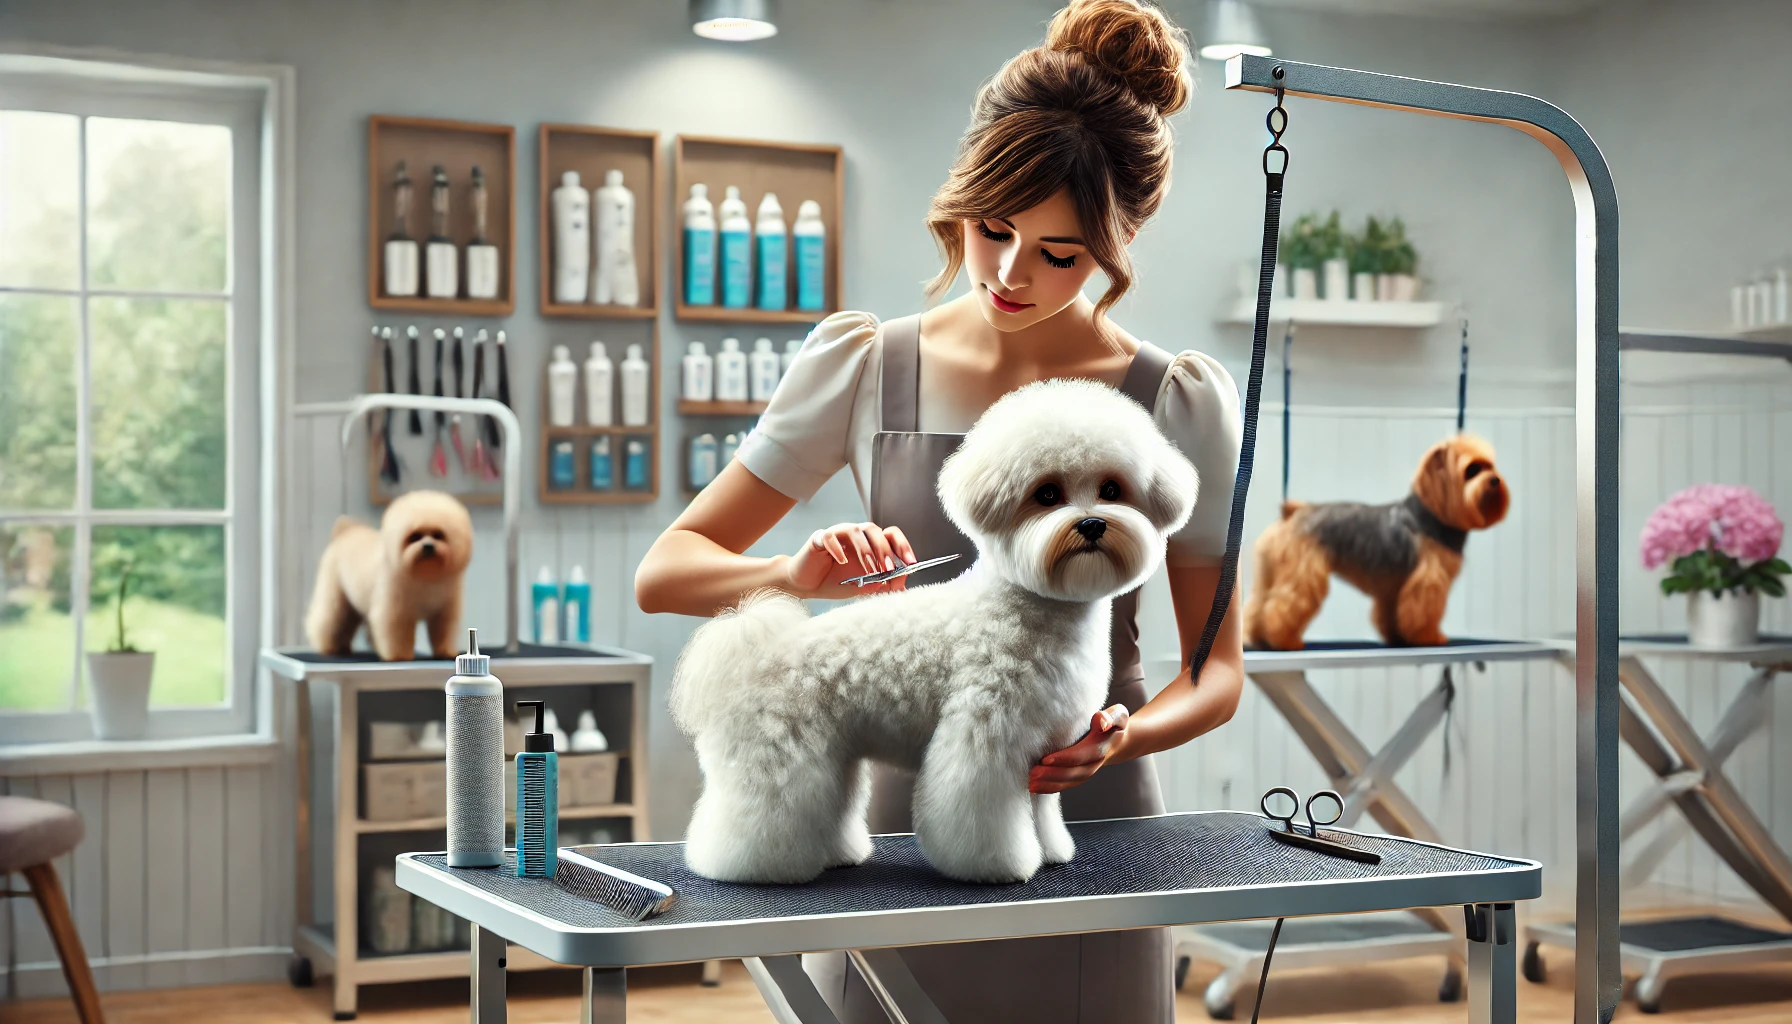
[987,288,1033,314]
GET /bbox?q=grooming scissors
[1260,787,1381,864]
[839,553,961,588]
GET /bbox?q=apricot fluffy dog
[305,490,474,661]
[1244,435,1509,650]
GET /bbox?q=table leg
[581,967,625,1024]
[471,925,506,1024]
[1466,903,1516,1024]
[848,948,949,1024]
[745,955,844,1024]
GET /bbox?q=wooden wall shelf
[672,134,843,324]
[537,320,660,505]
[538,124,662,319]
[367,116,517,316]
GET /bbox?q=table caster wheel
[1205,997,1236,1021]
[288,955,314,988]
[1175,955,1191,991]
[1522,942,1546,984]
[1635,972,1665,1014]
[1437,965,1463,1002]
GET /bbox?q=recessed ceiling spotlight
[691,0,778,41]
[1199,0,1272,61]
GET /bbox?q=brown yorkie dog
[1244,435,1509,651]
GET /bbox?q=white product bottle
[547,345,578,427]
[445,629,504,868]
[424,166,460,299]
[570,710,608,753]
[593,169,639,307]
[682,342,714,402]
[621,343,650,427]
[793,199,827,311]
[719,185,752,309]
[683,184,717,306]
[542,707,570,753]
[755,193,788,311]
[689,433,719,489]
[532,567,560,644]
[715,337,749,402]
[720,431,740,465]
[584,342,613,427]
[782,339,801,376]
[1776,268,1789,324]
[750,337,781,401]
[552,171,591,304]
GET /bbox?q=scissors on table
[839,553,961,588]
[1260,786,1381,864]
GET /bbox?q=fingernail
[885,556,894,570]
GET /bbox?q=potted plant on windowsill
[1641,485,1787,648]
[1347,217,1381,302]
[1278,213,1324,301]
[1384,217,1422,301]
[86,559,154,739]
[1318,211,1349,302]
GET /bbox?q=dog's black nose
[1076,517,1107,542]
[420,541,437,556]
[1486,476,1502,490]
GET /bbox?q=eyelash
[977,221,1078,269]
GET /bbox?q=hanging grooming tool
[1280,322,1295,505]
[470,329,491,479]
[428,328,448,477]
[449,326,469,474]
[485,329,511,454]
[839,553,961,588]
[1456,316,1470,433]
[377,327,402,485]
[555,848,676,922]
[405,325,424,435]
[1260,787,1381,864]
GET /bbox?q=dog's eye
[1464,462,1487,481]
[406,531,424,545]
[1034,483,1062,507]
[1099,480,1121,501]
[430,530,446,541]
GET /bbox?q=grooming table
[1523,636,1792,1013]
[1176,640,1562,1017]
[395,810,1539,1023]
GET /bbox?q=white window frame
[0,49,292,745]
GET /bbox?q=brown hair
[925,0,1192,340]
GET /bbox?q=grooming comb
[555,848,677,921]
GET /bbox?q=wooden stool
[1,796,103,1023]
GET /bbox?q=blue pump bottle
[512,700,558,878]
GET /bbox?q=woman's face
[962,189,1101,332]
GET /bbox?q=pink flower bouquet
[1640,484,1787,597]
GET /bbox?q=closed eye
[976,220,1012,243]
[1041,248,1077,269]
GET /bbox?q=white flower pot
[1292,268,1319,301]
[1352,271,1375,302]
[1686,589,1759,649]
[1375,274,1395,301]
[87,651,154,739]
[1392,274,1421,302]
[1322,258,1350,302]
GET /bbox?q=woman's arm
[1029,563,1244,793]
[635,460,918,617]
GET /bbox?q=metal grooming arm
[1225,55,1621,1023]
[326,394,524,653]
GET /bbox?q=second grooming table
[396,809,1540,1023]
[1177,640,1563,1017]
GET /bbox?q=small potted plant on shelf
[86,557,154,739]
[1318,211,1350,302]
[1349,217,1383,301]
[1278,213,1324,301]
[1385,218,1422,301]
[1641,484,1787,648]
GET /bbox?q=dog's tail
[330,515,359,539]
[1279,500,1307,520]
[669,588,810,736]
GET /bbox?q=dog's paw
[827,826,873,869]
[1038,824,1075,866]
[923,835,1044,884]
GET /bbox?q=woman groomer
[635,1,1243,1018]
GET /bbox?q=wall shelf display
[673,134,843,324]
[1218,296,1446,328]
[1736,322,1792,344]
[539,322,659,505]
[538,124,661,319]
[366,329,505,508]
[367,115,517,316]
[679,399,767,417]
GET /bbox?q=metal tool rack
[1176,640,1563,1017]
[395,810,1541,1024]
[264,393,654,1019]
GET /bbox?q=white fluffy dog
[670,379,1198,884]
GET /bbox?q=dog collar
[1402,492,1468,554]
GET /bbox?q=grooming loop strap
[1191,71,1286,683]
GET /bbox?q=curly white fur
[671,379,1198,884]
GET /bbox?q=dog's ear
[1142,444,1199,533]
[936,445,1014,539]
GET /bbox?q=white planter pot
[1273,263,1286,299]
[1321,258,1350,302]
[87,651,154,739]
[1375,274,1395,301]
[1292,268,1319,301]
[1686,589,1759,649]
[1352,271,1375,302]
[1392,274,1421,302]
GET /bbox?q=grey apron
[809,314,1177,1023]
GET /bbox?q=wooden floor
[6,950,1792,1024]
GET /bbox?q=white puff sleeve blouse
[734,310,1243,567]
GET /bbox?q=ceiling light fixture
[691,0,778,42]
[1199,0,1272,61]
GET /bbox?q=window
[0,55,275,742]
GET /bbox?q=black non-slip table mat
[284,642,616,665]
[417,811,1524,931]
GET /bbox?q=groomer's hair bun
[1046,0,1191,117]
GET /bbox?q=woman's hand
[784,522,919,599]
[1029,705,1130,794]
